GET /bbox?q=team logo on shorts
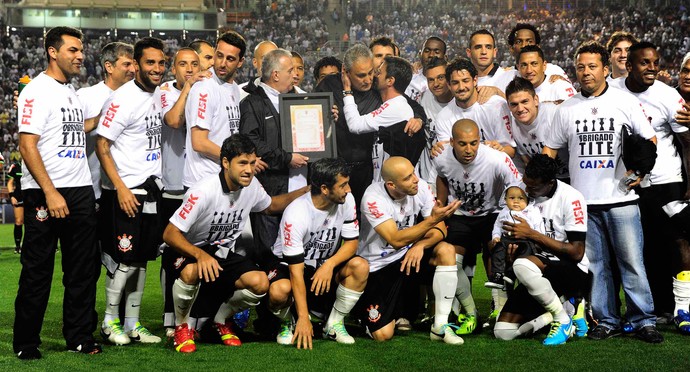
[35,206,49,222]
[117,234,133,252]
[174,256,186,269]
[367,305,381,323]
[267,269,278,281]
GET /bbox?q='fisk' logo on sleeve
[101,102,120,128]
[21,99,34,125]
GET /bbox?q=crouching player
[162,134,308,353]
[357,157,463,344]
[272,158,369,349]
[494,155,589,345]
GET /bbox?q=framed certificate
[280,93,337,160]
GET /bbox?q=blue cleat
[232,309,250,329]
[572,300,588,337]
[543,318,573,346]
[674,310,690,335]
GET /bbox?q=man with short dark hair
[96,37,167,346]
[313,56,342,85]
[517,45,575,103]
[610,42,690,332]
[605,31,638,81]
[15,26,102,359]
[543,41,662,343]
[467,29,506,87]
[273,158,368,348]
[406,36,447,102]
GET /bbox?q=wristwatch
[342,90,353,96]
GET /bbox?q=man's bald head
[253,41,278,74]
[381,156,413,183]
[452,119,480,140]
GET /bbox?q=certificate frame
[279,92,337,160]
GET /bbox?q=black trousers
[14,186,99,352]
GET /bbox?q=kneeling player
[357,157,463,344]
[162,134,307,353]
[272,158,369,349]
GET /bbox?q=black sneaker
[636,325,664,344]
[587,324,621,340]
[17,347,42,360]
[68,340,103,355]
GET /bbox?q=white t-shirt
[477,65,507,87]
[510,102,570,179]
[434,144,522,216]
[169,174,271,259]
[492,63,568,92]
[417,90,450,184]
[183,68,241,187]
[273,193,359,268]
[405,71,427,102]
[160,80,186,191]
[435,95,515,147]
[609,78,688,186]
[534,78,576,103]
[19,72,91,189]
[97,80,162,189]
[358,179,435,272]
[343,94,414,182]
[491,203,544,239]
[77,81,113,198]
[545,85,656,205]
[534,180,589,273]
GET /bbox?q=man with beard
[96,37,166,346]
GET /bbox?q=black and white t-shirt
[159,80,185,192]
[273,193,359,268]
[546,85,656,205]
[77,81,113,198]
[435,96,515,148]
[510,102,570,179]
[417,90,450,185]
[19,72,91,189]
[405,71,428,102]
[491,63,568,92]
[534,79,576,102]
[183,68,241,187]
[358,179,435,272]
[97,80,162,189]
[434,144,522,216]
[609,78,688,187]
[169,174,271,259]
[534,180,589,273]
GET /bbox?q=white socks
[513,258,568,324]
[433,265,457,328]
[494,312,553,340]
[326,285,363,328]
[673,271,690,316]
[104,264,130,324]
[124,263,147,331]
[454,254,477,316]
[172,278,200,326]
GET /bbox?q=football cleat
[68,341,103,355]
[543,318,573,346]
[324,321,355,344]
[213,322,241,346]
[430,323,464,345]
[101,318,131,345]
[395,318,412,331]
[128,322,162,343]
[572,300,588,337]
[674,310,690,335]
[483,309,499,328]
[173,323,196,353]
[455,313,478,335]
[276,319,293,345]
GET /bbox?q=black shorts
[356,250,434,333]
[638,182,687,240]
[100,188,162,263]
[501,253,589,321]
[299,257,359,320]
[11,191,24,206]
[446,214,497,265]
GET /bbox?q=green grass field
[0,223,689,371]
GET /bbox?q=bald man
[434,119,522,335]
[356,157,463,344]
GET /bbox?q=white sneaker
[165,327,175,338]
[323,321,355,344]
[128,322,162,343]
[276,319,293,345]
[430,323,464,345]
[101,318,131,345]
[395,318,412,331]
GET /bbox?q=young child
[486,185,545,289]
